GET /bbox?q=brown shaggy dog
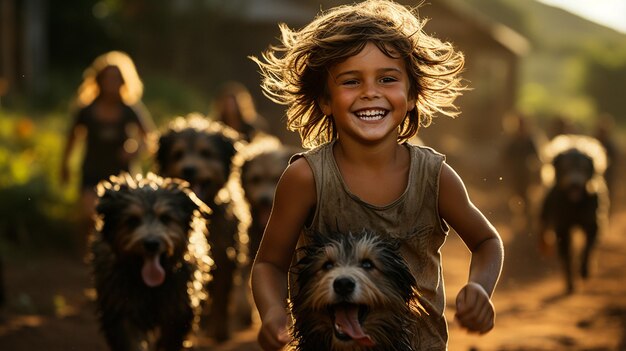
[91,172,212,351]
[156,114,248,342]
[290,231,424,351]
[233,134,300,326]
[539,134,609,294]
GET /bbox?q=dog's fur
[289,231,423,351]
[156,114,247,342]
[238,135,300,269]
[233,134,300,326]
[539,134,609,293]
[91,172,212,351]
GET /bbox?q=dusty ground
[1,194,625,350]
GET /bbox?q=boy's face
[319,42,415,144]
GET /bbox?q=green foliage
[450,0,626,127]
[0,112,78,251]
[581,43,626,124]
[142,74,209,126]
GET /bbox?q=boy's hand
[455,282,495,334]
[258,306,291,351]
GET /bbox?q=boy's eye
[360,259,374,270]
[380,76,398,83]
[341,79,359,86]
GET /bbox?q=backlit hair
[252,0,465,148]
[76,51,143,107]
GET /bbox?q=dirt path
[1,209,625,351]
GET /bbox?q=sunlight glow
[537,0,626,33]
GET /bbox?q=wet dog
[289,231,423,351]
[91,172,212,351]
[234,134,300,326]
[539,134,609,293]
[156,114,247,341]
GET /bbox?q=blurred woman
[211,81,269,142]
[60,51,154,257]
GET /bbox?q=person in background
[501,111,541,227]
[60,51,155,258]
[210,81,269,142]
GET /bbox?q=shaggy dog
[539,134,609,293]
[91,172,212,351]
[233,134,300,326]
[289,231,423,351]
[156,114,247,342]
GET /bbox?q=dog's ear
[214,134,238,172]
[583,154,595,178]
[169,183,212,225]
[156,131,174,171]
[378,237,418,300]
[95,183,126,218]
[94,181,130,238]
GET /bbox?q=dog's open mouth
[330,303,375,347]
[141,254,165,287]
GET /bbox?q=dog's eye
[248,175,262,185]
[126,215,141,228]
[199,149,213,159]
[171,150,184,161]
[159,214,173,225]
[322,261,334,270]
[360,259,374,270]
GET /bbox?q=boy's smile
[319,42,415,144]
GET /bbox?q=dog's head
[239,136,299,229]
[542,134,607,202]
[290,231,421,350]
[553,149,594,201]
[94,172,211,288]
[156,114,241,205]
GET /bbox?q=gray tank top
[293,140,449,349]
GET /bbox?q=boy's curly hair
[252,0,465,148]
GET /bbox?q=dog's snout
[182,166,197,179]
[333,277,356,297]
[143,238,161,253]
[259,193,273,207]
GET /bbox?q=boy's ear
[407,95,417,112]
[318,96,332,116]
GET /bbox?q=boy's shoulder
[289,141,333,165]
[405,141,446,160]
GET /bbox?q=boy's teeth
[355,110,386,120]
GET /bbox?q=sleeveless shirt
[292,140,449,350]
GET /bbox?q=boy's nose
[360,80,380,100]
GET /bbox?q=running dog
[539,134,609,293]
[156,114,247,341]
[234,134,300,326]
[91,172,212,351]
[289,231,424,351]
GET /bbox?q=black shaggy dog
[91,172,212,351]
[156,114,247,342]
[289,231,424,351]
[539,134,609,294]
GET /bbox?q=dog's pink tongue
[141,255,165,287]
[335,305,375,347]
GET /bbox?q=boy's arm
[438,163,504,333]
[251,157,316,350]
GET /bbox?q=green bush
[0,112,78,252]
